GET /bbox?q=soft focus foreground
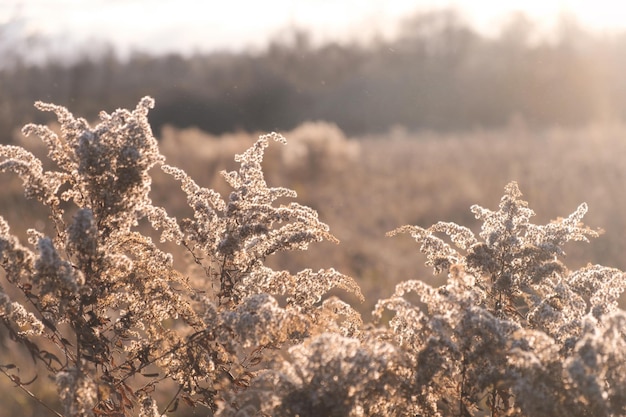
[0,99,625,416]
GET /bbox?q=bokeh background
[2,1,626,414]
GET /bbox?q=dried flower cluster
[219,186,626,416]
[0,99,624,417]
[0,98,361,416]
[372,183,626,416]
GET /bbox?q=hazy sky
[4,0,626,57]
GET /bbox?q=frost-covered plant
[373,182,626,416]
[155,132,361,310]
[216,331,416,417]
[218,182,626,417]
[2,98,625,417]
[0,98,361,416]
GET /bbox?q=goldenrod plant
[1,99,624,417]
[0,98,361,416]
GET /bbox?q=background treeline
[2,9,626,142]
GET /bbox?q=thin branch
[0,367,63,417]
[160,384,184,416]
